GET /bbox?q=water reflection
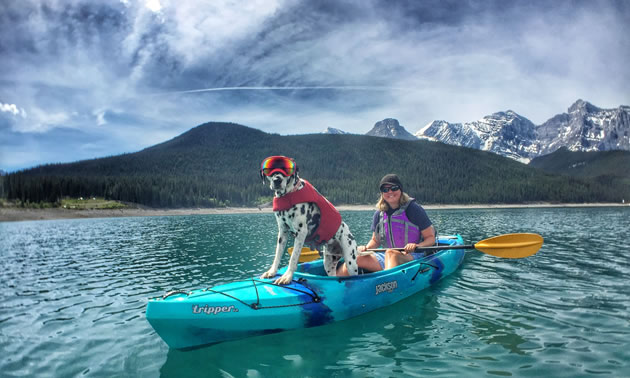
[159,286,444,377]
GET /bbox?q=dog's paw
[273,272,294,285]
[260,270,277,279]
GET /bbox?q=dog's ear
[260,169,265,184]
[292,160,299,185]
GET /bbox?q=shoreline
[1,203,628,222]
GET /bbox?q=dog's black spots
[299,223,303,229]
[309,213,321,227]
[347,233,355,242]
[348,261,352,266]
[301,205,305,215]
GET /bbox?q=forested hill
[529,147,630,179]
[4,122,629,207]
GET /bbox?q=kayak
[146,235,465,349]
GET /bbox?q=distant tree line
[3,122,629,208]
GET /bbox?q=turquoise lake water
[1,207,629,377]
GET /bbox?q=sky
[1,0,629,172]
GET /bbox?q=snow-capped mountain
[415,100,629,163]
[322,127,349,134]
[536,100,630,156]
[417,111,538,163]
[366,118,416,140]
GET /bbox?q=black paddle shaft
[368,244,475,253]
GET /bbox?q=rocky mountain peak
[415,100,629,163]
[484,110,525,124]
[366,118,416,140]
[416,110,538,163]
[322,127,349,134]
[568,99,600,114]
[537,100,628,156]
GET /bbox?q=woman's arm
[403,225,435,253]
[358,232,380,252]
[418,225,435,247]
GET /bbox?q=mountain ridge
[326,100,629,163]
[4,122,628,208]
[417,99,630,162]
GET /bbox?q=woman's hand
[359,233,380,253]
[403,243,417,253]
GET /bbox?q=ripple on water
[1,208,630,376]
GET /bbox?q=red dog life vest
[272,180,341,244]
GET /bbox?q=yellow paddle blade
[474,233,543,258]
[287,247,320,262]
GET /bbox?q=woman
[337,174,435,275]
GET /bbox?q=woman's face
[381,185,401,208]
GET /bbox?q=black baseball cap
[379,174,403,191]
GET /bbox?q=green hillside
[529,147,630,178]
[3,122,629,207]
[529,148,630,201]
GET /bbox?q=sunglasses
[260,156,296,177]
[380,185,401,193]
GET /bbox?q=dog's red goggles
[260,156,296,177]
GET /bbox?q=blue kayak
[146,235,465,349]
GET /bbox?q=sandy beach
[1,203,627,222]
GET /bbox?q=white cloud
[0,103,27,118]
[156,0,286,66]
[11,107,70,133]
[95,110,107,126]
[144,0,162,13]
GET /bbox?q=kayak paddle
[365,233,543,259]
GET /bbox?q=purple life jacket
[379,201,422,248]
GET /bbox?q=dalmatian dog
[259,156,359,285]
